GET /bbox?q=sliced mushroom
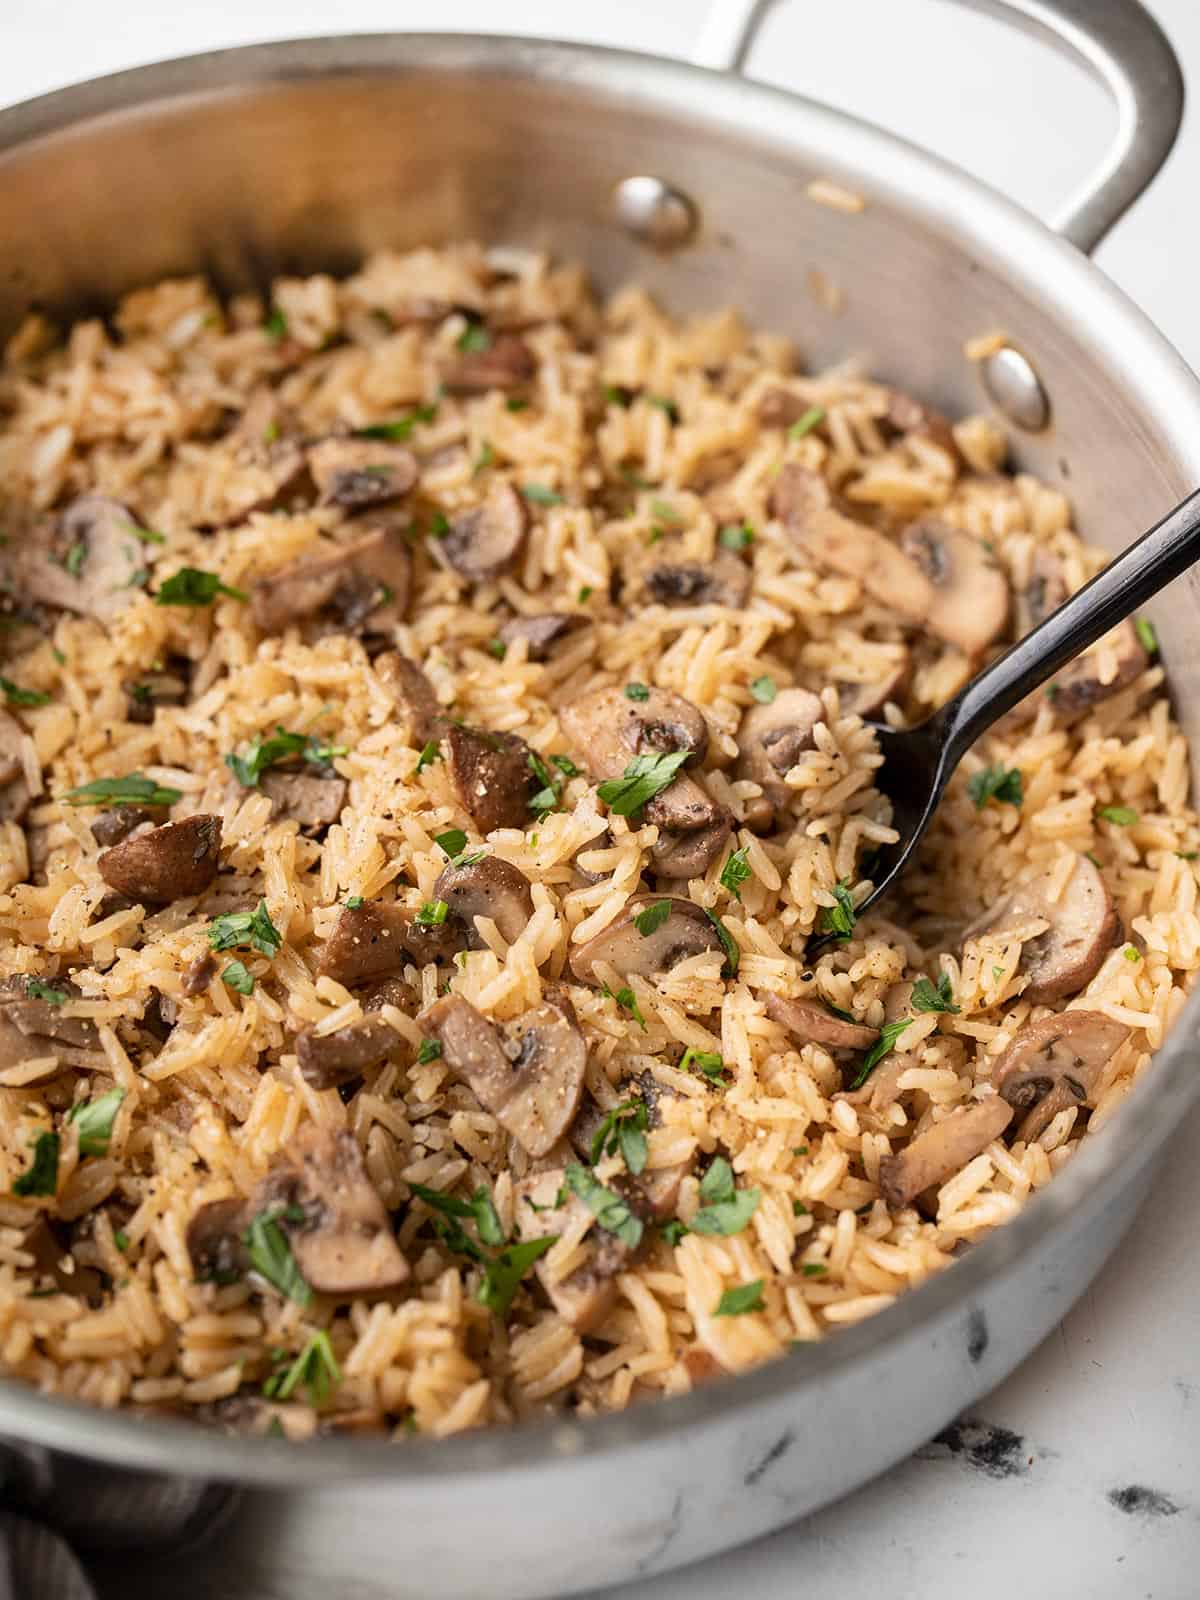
[186,1196,250,1285]
[497,612,588,661]
[296,1014,404,1090]
[0,709,31,824]
[445,723,537,833]
[649,810,733,880]
[432,855,534,947]
[228,387,309,512]
[643,550,751,610]
[990,1010,1130,1125]
[0,974,99,1052]
[969,852,1119,1005]
[884,389,962,465]
[89,805,165,848]
[442,333,536,394]
[569,894,724,985]
[899,518,1010,656]
[440,481,529,582]
[317,900,437,985]
[182,952,217,997]
[735,686,824,817]
[250,526,410,636]
[98,814,222,904]
[375,651,440,745]
[306,438,418,509]
[257,1123,409,1295]
[260,772,348,830]
[22,1216,103,1301]
[124,662,190,725]
[765,992,879,1052]
[419,989,586,1158]
[837,651,911,720]
[771,465,935,626]
[14,496,149,623]
[512,1165,628,1333]
[757,388,823,430]
[878,1098,1014,1209]
[1015,550,1069,637]
[1047,619,1148,723]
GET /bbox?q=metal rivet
[980,345,1051,431]
[613,176,698,250]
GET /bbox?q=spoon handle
[937,486,1200,761]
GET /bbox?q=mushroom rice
[0,243,1194,1440]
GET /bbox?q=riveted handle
[691,0,1184,255]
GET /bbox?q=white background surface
[3,2,1200,1597]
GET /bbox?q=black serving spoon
[836,487,1200,931]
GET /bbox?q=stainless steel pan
[0,4,1196,1596]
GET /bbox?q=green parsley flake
[126,523,166,545]
[243,1206,312,1306]
[478,1236,558,1317]
[221,961,255,995]
[719,847,751,900]
[263,308,288,341]
[114,1230,130,1252]
[63,543,87,578]
[0,677,49,708]
[1135,617,1158,656]
[649,500,683,524]
[623,682,650,702]
[417,1038,442,1065]
[564,1162,644,1250]
[602,983,647,1031]
[428,513,450,539]
[646,395,679,422]
[263,1330,341,1405]
[62,772,183,808]
[416,900,450,927]
[456,323,491,353]
[802,1262,828,1278]
[551,754,580,778]
[820,879,858,942]
[588,1097,649,1175]
[704,908,740,977]
[412,1181,556,1316]
[473,440,495,475]
[521,485,565,506]
[155,568,247,606]
[207,901,282,959]
[506,397,529,413]
[1124,946,1141,962]
[633,900,672,938]
[24,979,67,1006]
[602,385,631,408]
[67,1088,126,1157]
[12,1131,59,1197]
[485,638,507,660]
[225,727,348,788]
[849,1018,913,1090]
[578,586,593,604]
[718,524,754,551]
[689,1157,761,1237]
[660,1220,689,1247]
[597,751,691,818]
[414,739,442,774]
[967,764,1023,810]
[787,406,826,440]
[435,829,468,859]
[1098,805,1138,826]
[355,403,437,441]
[678,1047,724,1080]
[714,1279,765,1317]
[344,895,364,910]
[527,750,562,815]
[911,973,960,1014]
[750,676,776,704]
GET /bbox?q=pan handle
[691,0,1184,255]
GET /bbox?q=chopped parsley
[646,395,679,422]
[750,676,776,704]
[24,979,67,1006]
[412,1180,556,1316]
[62,773,183,809]
[486,639,507,660]
[564,1162,643,1251]
[602,385,631,408]
[263,1330,341,1405]
[718,523,754,551]
[787,406,826,440]
[1124,945,1141,962]
[506,397,529,413]
[633,900,672,938]
[527,750,563,815]
[849,1018,913,1090]
[678,1047,724,1080]
[551,754,580,778]
[416,900,450,927]
[578,586,593,604]
[428,513,450,539]
[126,523,167,545]
[802,1261,828,1278]
[263,308,288,340]
[414,739,442,775]
[355,403,437,441]
[704,908,740,977]
[689,1157,761,1236]
[473,440,495,475]
[155,568,247,606]
[588,1097,648,1175]
[479,1237,559,1317]
[67,1088,126,1157]
[1135,617,1158,656]
[434,829,468,859]
[221,961,254,995]
[714,1279,765,1317]
[660,1219,689,1246]
[521,485,564,506]
[207,901,282,959]
[0,677,49,708]
[243,1205,312,1306]
[456,323,491,353]
[597,750,691,818]
[344,895,364,910]
[602,983,647,1031]
[967,764,1023,810]
[623,682,650,701]
[620,464,653,489]
[1097,805,1138,826]
[225,727,347,788]
[1178,851,1198,862]
[819,878,857,942]
[11,1131,59,1197]
[416,1038,442,1065]
[719,847,751,900]
[911,973,960,1015]
[650,499,683,524]
[114,1230,130,1252]
[63,543,87,578]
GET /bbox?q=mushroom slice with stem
[878,1097,1014,1209]
[306,438,418,509]
[442,333,536,394]
[969,852,1119,1005]
[990,1010,1130,1133]
[256,1124,409,1296]
[643,549,751,610]
[250,526,410,636]
[14,496,151,624]
[98,814,222,904]
[432,855,534,948]
[498,612,588,661]
[186,1196,250,1285]
[440,481,529,582]
[569,894,724,985]
[374,652,440,745]
[735,686,824,824]
[512,1165,630,1333]
[899,518,1010,657]
[765,992,879,1052]
[260,771,348,831]
[445,724,538,833]
[296,1014,404,1090]
[418,989,586,1158]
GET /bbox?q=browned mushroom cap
[419,989,586,1157]
[879,1098,1014,1208]
[498,612,589,661]
[15,496,150,623]
[258,1123,409,1296]
[970,853,1119,1004]
[375,652,440,745]
[1015,550,1069,637]
[306,438,418,509]
[89,805,167,848]
[98,815,221,904]
[569,894,724,985]
[319,900,413,984]
[445,724,537,833]
[250,526,410,635]
[22,1216,103,1301]
[991,1009,1129,1119]
[899,518,1010,656]
[296,1014,404,1090]
[561,685,709,777]
[643,550,751,610]
[186,1196,250,1285]
[771,465,935,626]
[432,855,534,947]
[837,652,911,720]
[124,663,189,725]
[735,687,824,815]
[883,389,962,465]
[0,974,100,1071]
[765,992,879,1052]
[512,1165,628,1332]
[440,481,529,582]
[649,810,733,880]
[260,772,348,831]
[442,333,536,394]
[1046,619,1148,723]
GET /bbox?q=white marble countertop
[3,1,1200,1595]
